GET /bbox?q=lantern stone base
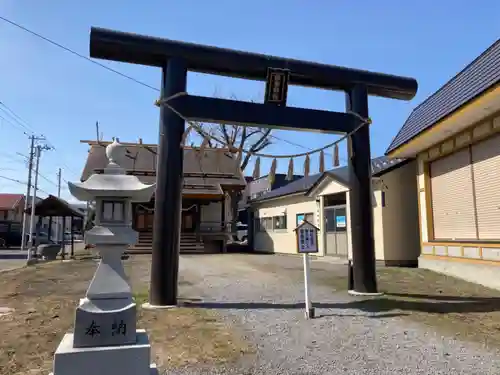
[73,299,137,348]
[51,330,157,375]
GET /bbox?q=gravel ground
[169,253,500,375]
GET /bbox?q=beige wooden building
[386,39,500,288]
[251,157,420,266]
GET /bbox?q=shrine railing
[195,221,235,234]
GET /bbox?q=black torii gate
[89,27,417,306]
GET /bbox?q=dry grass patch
[0,257,251,375]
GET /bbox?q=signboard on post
[294,220,319,319]
[264,68,290,106]
[295,220,319,254]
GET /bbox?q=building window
[381,191,386,207]
[273,215,287,230]
[325,210,336,232]
[255,218,262,232]
[10,222,21,232]
[263,217,273,231]
[101,200,125,222]
[325,207,347,233]
[296,212,314,227]
[256,217,273,232]
[251,191,266,200]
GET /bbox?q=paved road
[0,259,26,272]
[0,250,28,260]
[0,243,86,260]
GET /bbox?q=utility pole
[20,135,35,252]
[27,145,41,259]
[27,140,52,260]
[57,168,62,197]
[56,168,62,244]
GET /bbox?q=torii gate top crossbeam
[89,27,417,101]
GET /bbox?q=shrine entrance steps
[127,231,207,254]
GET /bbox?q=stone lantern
[51,139,157,375]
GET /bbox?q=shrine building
[79,139,246,253]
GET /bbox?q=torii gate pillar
[150,58,187,306]
[346,85,377,293]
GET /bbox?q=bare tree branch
[219,123,230,145]
[192,122,214,147]
[239,128,272,170]
[189,93,274,235]
[230,125,240,145]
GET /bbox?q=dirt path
[175,253,500,375]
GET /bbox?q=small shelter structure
[27,195,84,258]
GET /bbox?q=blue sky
[0,0,498,203]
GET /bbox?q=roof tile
[81,144,247,196]
[0,194,24,210]
[386,39,500,154]
[252,156,405,202]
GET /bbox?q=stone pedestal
[73,245,137,348]
[52,330,158,375]
[73,298,137,347]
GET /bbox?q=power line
[0,151,27,164]
[0,100,78,175]
[0,16,158,92]
[50,160,80,179]
[0,100,80,177]
[37,187,50,196]
[0,174,27,185]
[37,171,58,187]
[0,15,342,164]
[0,175,50,195]
[0,102,36,134]
[0,112,31,135]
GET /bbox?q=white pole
[21,135,34,252]
[303,252,314,319]
[27,146,41,260]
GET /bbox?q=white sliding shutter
[471,134,500,240]
[430,148,477,240]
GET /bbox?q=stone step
[135,231,206,255]
[127,244,207,254]
[135,241,204,245]
[132,231,206,254]
[131,245,205,250]
[138,233,200,239]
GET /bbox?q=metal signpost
[295,220,319,319]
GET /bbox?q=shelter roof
[26,195,84,218]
